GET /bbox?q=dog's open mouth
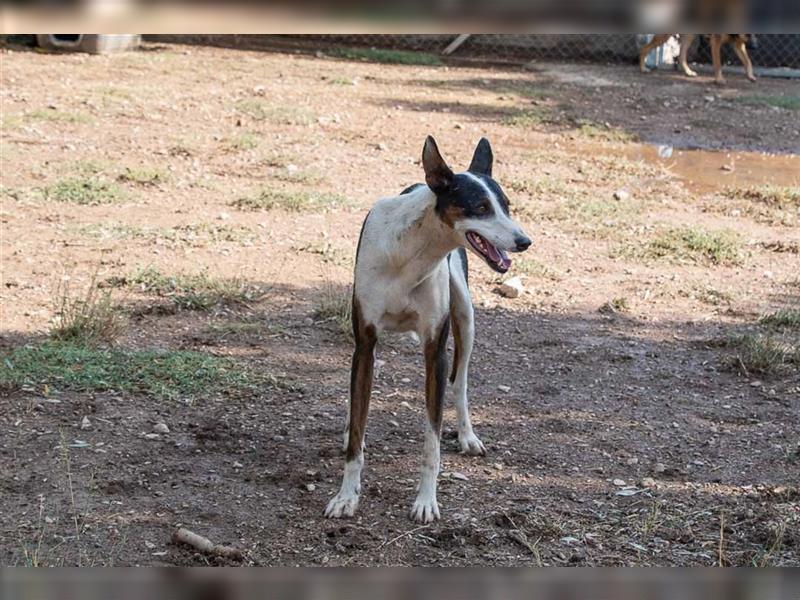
[466,231,511,273]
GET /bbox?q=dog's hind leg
[448,250,485,456]
[410,315,450,523]
[732,39,756,82]
[678,34,698,77]
[710,34,726,84]
[325,300,377,519]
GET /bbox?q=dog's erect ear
[422,136,454,193]
[468,137,493,176]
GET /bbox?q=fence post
[442,34,471,55]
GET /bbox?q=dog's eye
[476,201,491,215]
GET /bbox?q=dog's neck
[390,188,459,287]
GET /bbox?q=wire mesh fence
[287,34,800,68]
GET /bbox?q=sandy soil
[1,41,798,566]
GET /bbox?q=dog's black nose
[515,236,532,251]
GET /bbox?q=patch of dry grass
[731,334,799,376]
[128,267,263,311]
[760,309,800,329]
[44,177,125,205]
[50,277,125,346]
[618,227,743,266]
[313,281,353,341]
[718,185,800,226]
[230,189,350,212]
[235,100,315,125]
[118,165,168,186]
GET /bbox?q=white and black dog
[325,136,532,523]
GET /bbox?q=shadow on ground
[2,280,797,566]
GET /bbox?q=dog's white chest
[380,308,419,333]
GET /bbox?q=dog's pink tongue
[485,242,502,262]
[486,243,512,269]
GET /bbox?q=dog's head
[422,135,531,274]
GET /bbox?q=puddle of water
[624,144,800,194]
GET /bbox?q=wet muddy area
[624,145,800,193]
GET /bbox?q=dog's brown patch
[449,314,461,384]
[345,297,377,462]
[425,316,451,432]
[438,204,464,228]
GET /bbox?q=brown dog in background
[639,34,756,84]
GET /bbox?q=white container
[36,34,141,54]
[637,34,681,69]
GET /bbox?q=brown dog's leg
[711,34,726,84]
[733,39,757,82]
[410,317,450,523]
[325,299,377,518]
[638,34,671,73]
[679,33,698,77]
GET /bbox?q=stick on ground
[171,528,243,560]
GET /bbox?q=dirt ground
[1,41,799,566]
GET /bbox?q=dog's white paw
[686,69,698,77]
[409,496,440,523]
[458,431,486,456]
[324,491,360,518]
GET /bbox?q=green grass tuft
[224,133,259,151]
[327,76,357,85]
[25,109,90,123]
[624,227,743,265]
[313,282,353,341]
[235,100,315,125]
[720,185,799,226]
[44,178,124,205]
[731,334,799,376]
[329,47,442,66]
[118,166,168,186]
[513,258,559,280]
[78,222,255,245]
[50,279,124,346]
[502,107,553,128]
[599,297,629,314]
[727,185,800,207]
[230,189,350,212]
[695,286,734,306]
[0,342,269,400]
[274,168,324,185]
[574,119,638,143]
[128,267,262,310]
[760,309,800,329]
[70,160,109,176]
[736,95,800,111]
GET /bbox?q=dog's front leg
[325,307,377,519]
[711,35,726,84]
[450,276,485,456]
[410,317,450,523]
